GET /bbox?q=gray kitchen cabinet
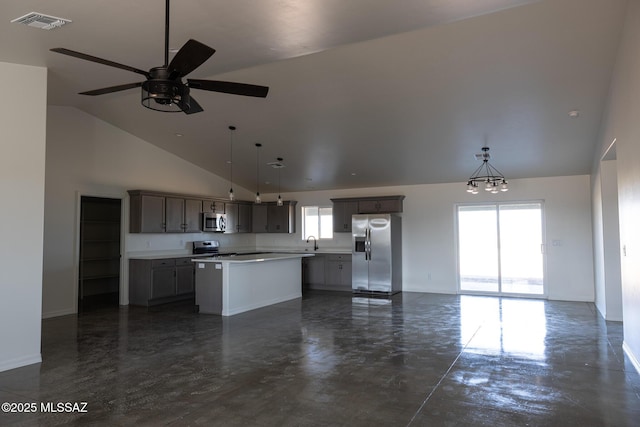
[165,197,184,233]
[331,196,404,231]
[325,254,352,290]
[303,255,326,290]
[151,263,176,299]
[184,198,203,232]
[267,202,296,233]
[129,190,228,234]
[251,201,297,233]
[357,196,405,214]
[176,258,195,295]
[203,200,225,213]
[331,200,359,233]
[165,197,202,233]
[303,253,352,291]
[129,193,165,233]
[252,204,269,233]
[225,202,252,233]
[129,257,195,306]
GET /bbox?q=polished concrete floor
[1,292,639,426]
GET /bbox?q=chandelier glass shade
[466,147,508,195]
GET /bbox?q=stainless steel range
[193,240,220,256]
[192,240,238,258]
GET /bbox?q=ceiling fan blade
[79,82,143,96]
[51,48,150,77]
[187,79,269,98]
[179,96,204,115]
[168,39,215,79]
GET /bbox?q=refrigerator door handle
[366,228,371,261]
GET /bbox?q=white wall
[0,62,47,372]
[259,174,594,301]
[43,106,255,318]
[592,0,640,373]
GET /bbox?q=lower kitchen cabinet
[303,253,352,291]
[129,257,195,306]
[176,258,195,295]
[325,254,352,291]
[303,255,325,289]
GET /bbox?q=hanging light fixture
[255,143,262,204]
[466,147,508,195]
[276,157,284,206]
[227,126,235,201]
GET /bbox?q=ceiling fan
[50,0,269,114]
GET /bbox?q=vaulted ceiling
[0,0,628,192]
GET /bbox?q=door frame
[454,200,548,298]
[73,190,127,312]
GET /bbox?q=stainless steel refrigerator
[352,214,402,294]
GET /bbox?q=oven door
[202,212,226,232]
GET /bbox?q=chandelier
[466,147,508,194]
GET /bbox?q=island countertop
[192,252,315,264]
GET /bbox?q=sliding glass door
[457,202,545,296]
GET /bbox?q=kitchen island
[192,253,314,316]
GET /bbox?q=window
[302,206,333,240]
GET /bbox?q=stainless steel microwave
[202,212,226,232]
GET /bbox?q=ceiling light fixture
[276,157,284,206]
[228,126,235,201]
[466,147,508,195]
[255,143,262,204]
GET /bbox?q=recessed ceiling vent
[11,12,71,30]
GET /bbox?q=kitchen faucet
[306,236,318,251]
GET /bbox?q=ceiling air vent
[11,12,71,30]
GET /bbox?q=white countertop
[192,252,315,264]
[130,248,351,260]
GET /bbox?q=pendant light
[255,143,262,204]
[465,146,508,194]
[228,126,235,201]
[276,157,284,206]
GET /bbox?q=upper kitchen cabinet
[357,196,405,214]
[251,201,297,233]
[225,202,253,233]
[203,200,225,213]
[331,199,359,233]
[252,204,269,233]
[165,197,202,233]
[331,196,404,232]
[129,190,224,233]
[267,201,296,233]
[129,192,165,233]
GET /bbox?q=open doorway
[78,196,122,313]
[595,140,623,321]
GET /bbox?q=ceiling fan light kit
[50,0,268,115]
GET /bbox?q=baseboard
[0,354,42,373]
[623,341,640,375]
[42,307,76,319]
